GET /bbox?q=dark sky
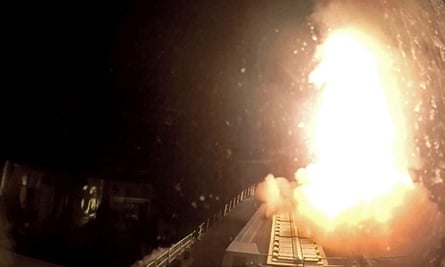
[4,1,315,180]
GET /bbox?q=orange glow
[294,28,414,228]
[255,174,297,217]
[255,1,445,259]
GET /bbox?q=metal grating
[267,212,328,267]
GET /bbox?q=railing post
[197,222,204,240]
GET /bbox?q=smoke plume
[256,0,445,264]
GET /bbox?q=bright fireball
[295,28,413,227]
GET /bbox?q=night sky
[4,1,315,181]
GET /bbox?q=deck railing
[133,185,256,267]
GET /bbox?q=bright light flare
[295,29,414,227]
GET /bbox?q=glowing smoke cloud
[255,174,297,217]
[256,0,445,262]
[296,27,414,225]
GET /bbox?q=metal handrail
[141,185,256,267]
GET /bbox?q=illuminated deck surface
[225,204,272,257]
[190,199,258,267]
[195,201,415,267]
[222,205,328,267]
